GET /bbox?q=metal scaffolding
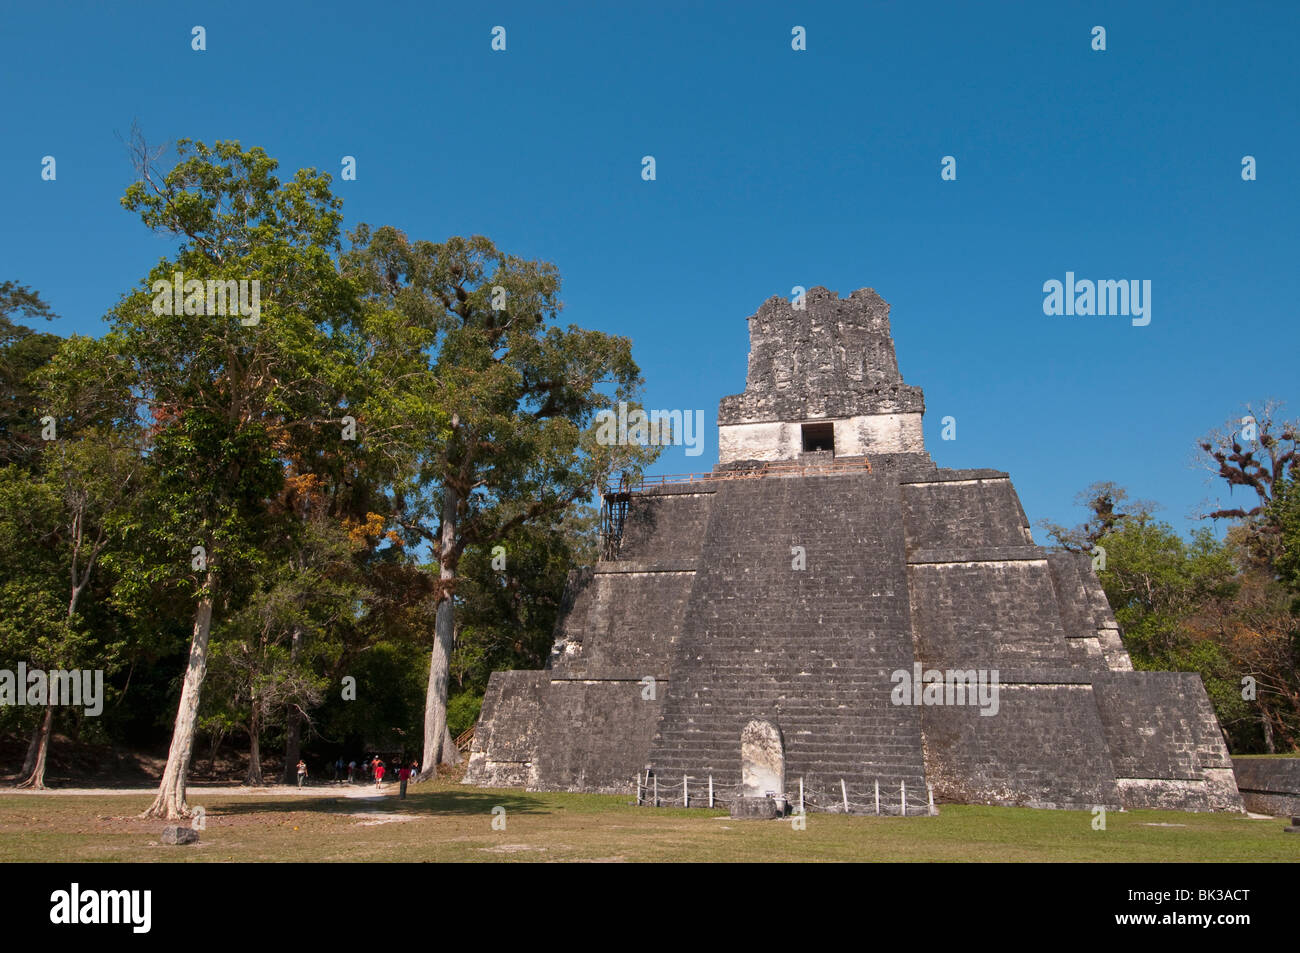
[599,472,632,560]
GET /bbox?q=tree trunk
[441,723,460,766]
[207,732,222,777]
[245,712,263,785]
[20,568,90,790]
[142,569,217,819]
[282,626,303,783]
[1263,710,1276,754]
[16,704,54,789]
[18,716,43,779]
[419,487,459,781]
[282,714,301,784]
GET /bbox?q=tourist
[347,759,356,783]
[398,763,410,799]
[374,758,386,789]
[296,759,307,788]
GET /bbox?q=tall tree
[0,432,135,786]
[0,462,66,780]
[28,434,137,787]
[1199,401,1300,566]
[90,137,358,818]
[0,284,64,772]
[344,227,660,777]
[1198,404,1300,750]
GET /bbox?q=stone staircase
[646,471,928,811]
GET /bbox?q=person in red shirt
[374,758,385,789]
[398,764,411,799]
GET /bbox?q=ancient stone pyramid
[467,287,1243,813]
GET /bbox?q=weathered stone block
[1231,757,1300,816]
[740,720,785,800]
[730,796,785,820]
[161,825,199,845]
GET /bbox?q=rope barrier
[637,771,937,815]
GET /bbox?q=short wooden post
[636,772,642,805]
[708,775,714,808]
[653,773,658,807]
[798,777,805,814]
[683,774,688,807]
[840,779,849,813]
[874,779,880,815]
[901,779,907,817]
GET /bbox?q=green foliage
[319,639,428,754]
[0,282,57,325]
[1097,521,1237,663]
[446,692,482,739]
[344,226,662,557]
[1084,479,1300,753]
[0,282,62,469]
[452,508,597,696]
[103,140,361,600]
[0,434,138,751]
[1269,474,1300,611]
[1169,637,1254,744]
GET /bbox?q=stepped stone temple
[466,287,1243,814]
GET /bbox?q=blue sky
[4,1,1297,538]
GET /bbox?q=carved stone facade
[718,287,925,463]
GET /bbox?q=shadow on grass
[209,788,550,818]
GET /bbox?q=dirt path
[3,783,403,798]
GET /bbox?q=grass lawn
[0,779,1293,862]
